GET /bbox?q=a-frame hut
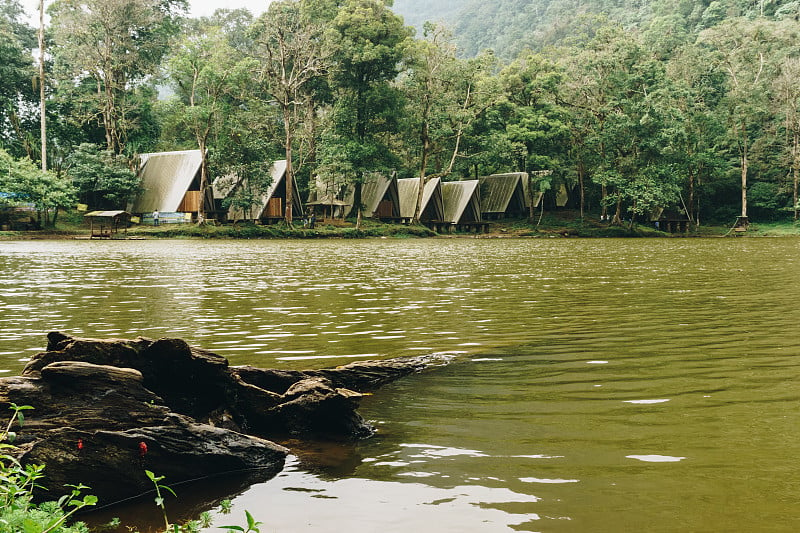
[215,160,303,223]
[398,177,444,224]
[343,173,400,219]
[478,172,528,219]
[555,183,569,207]
[307,175,349,219]
[440,180,485,233]
[130,150,210,222]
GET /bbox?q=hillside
[392,0,800,58]
[391,0,470,34]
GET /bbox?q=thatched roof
[441,181,481,224]
[398,177,444,221]
[130,150,202,213]
[343,173,400,218]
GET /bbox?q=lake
[1,237,799,532]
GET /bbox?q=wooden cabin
[213,161,303,224]
[397,177,445,225]
[130,150,211,223]
[440,180,486,233]
[479,173,528,219]
[343,172,401,220]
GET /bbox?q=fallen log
[0,332,452,502]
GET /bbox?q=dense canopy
[2,0,800,226]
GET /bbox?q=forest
[1,0,800,227]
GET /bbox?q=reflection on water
[2,238,800,531]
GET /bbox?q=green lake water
[1,237,799,532]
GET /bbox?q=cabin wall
[178,191,201,212]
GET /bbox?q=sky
[18,0,271,24]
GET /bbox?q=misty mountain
[392,0,800,59]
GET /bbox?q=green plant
[219,499,233,515]
[182,519,200,533]
[198,511,213,528]
[0,404,97,533]
[219,510,262,533]
[144,470,177,531]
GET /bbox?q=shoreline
[2,216,799,241]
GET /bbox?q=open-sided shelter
[343,173,400,219]
[84,210,130,238]
[306,195,350,220]
[649,207,690,233]
[398,177,444,224]
[479,172,529,219]
[214,160,303,223]
[130,150,210,220]
[440,180,485,233]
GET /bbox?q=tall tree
[0,0,36,157]
[665,43,728,226]
[402,22,456,222]
[49,0,185,155]
[698,17,800,222]
[559,24,680,224]
[772,57,800,220]
[37,0,45,171]
[322,0,411,228]
[499,51,569,220]
[165,26,254,224]
[251,0,329,226]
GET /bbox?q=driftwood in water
[0,332,451,501]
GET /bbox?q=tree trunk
[740,137,748,218]
[612,193,622,225]
[414,93,433,224]
[528,179,536,223]
[414,175,426,225]
[688,169,695,227]
[283,108,294,227]
[414,125,431,224]
[354,178,363,230]
[38,0,46,172]
[197,139,208,225]
[794,129,799,221]
[578,160,585,220]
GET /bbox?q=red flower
[77,439,84,451]
[139,441,148,457]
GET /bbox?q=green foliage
[0,0,36,155]
[144,469,177,531]
[5,0,800,228]
[49,0,187,155]
[0,148,77,227]
[219,510,262,533]
[64,144,139,209]
[0,404,96,533]
[321,0,412,176]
